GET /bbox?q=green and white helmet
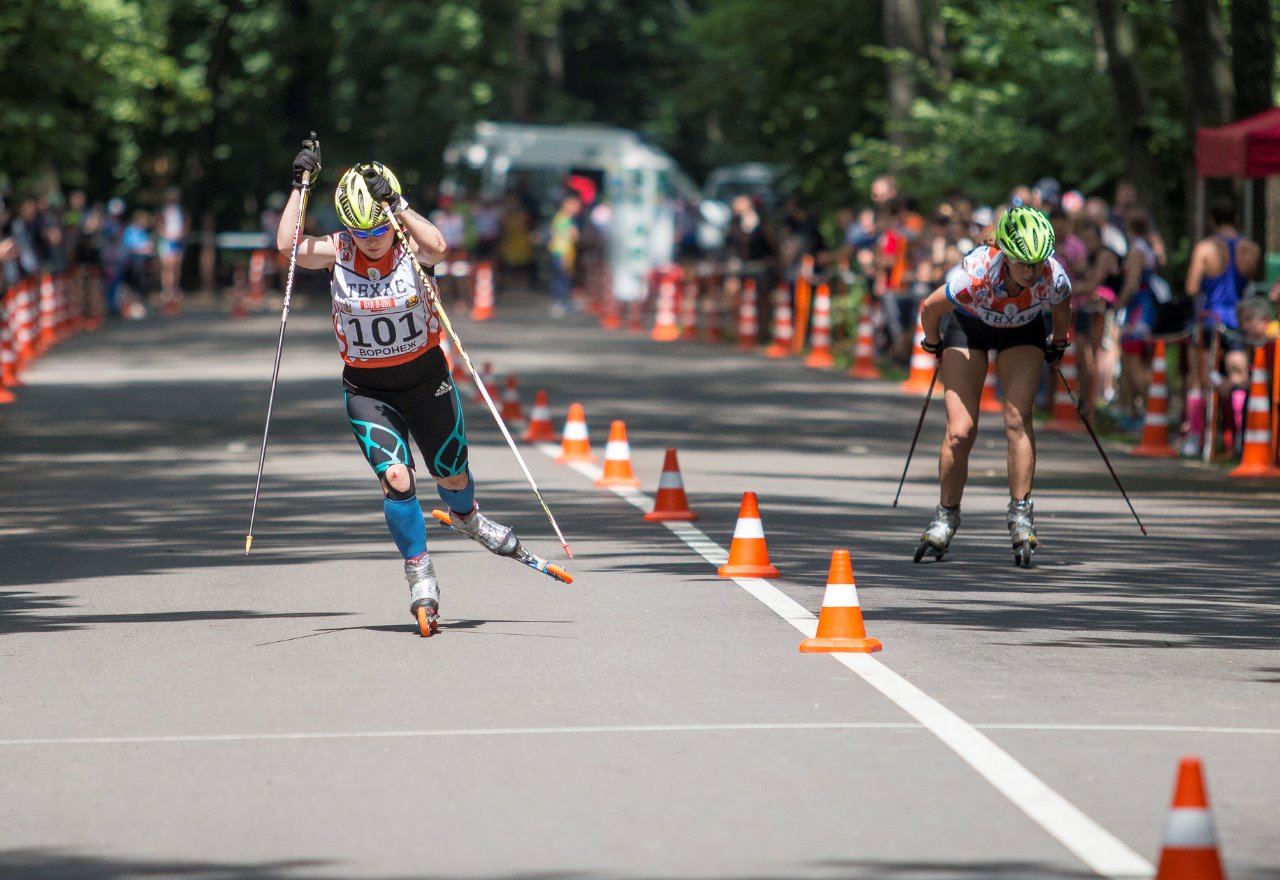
[334,162,402,230]
[994,204,1055,263]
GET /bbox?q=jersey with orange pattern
[944,245,1071,329]
[329,231,442,368]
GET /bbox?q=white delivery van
[444,121,697,302]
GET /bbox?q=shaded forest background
[1,0,1277,261]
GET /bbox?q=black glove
[291,136,321,188]
[361,166,396,205]
[1045,339,1069,364]
[921,338,943,358]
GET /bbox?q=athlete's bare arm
[277,187,336,270]
[394,207,447,266]
[1184,238,1213,297]
[1048,298,1072,344]
[919,284,956,344]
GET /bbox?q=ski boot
[913,504,960,562]
[1006,496,1038,568]
[448,506,520,556]
[405,554,439,637]
[431,508,573,584]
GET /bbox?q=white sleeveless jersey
[945,246,1071,328]
[330,231,441,368]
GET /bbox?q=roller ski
[405,554,440,637]
[1006,496,1038,568]
[913,504,960,562]
[431,508,573,584]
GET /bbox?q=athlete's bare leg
[998,345,1043,499]
[938,347,988,508]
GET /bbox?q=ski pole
[245,134,316,554]
[1053,365,1148,535]
[382,207,574,559]
[892,364,940,507]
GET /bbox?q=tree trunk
[1091,0,1166,231]
[1168,0,1233,242]
[509,12,530,122]
[882,0,927,158]
[1230,0,1275,247]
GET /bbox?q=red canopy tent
[1194,107,1280,241]
[1196,107,1280,178]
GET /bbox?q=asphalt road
[2,288,1277,880]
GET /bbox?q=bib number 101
[346,312,424,348]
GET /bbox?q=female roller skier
[278,138,526,632]
[912,203,1073,567]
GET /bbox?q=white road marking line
[3,722,1275,749]
[539,444,1156,880]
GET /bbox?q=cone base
[717,563,780,579]
[1229,462,1280,478]
[471,309,494,321]
[805,353,835,368]
[1132,444,1177,458]
[644,509,699,522]
[900,379,933,395]
[764,345,790,358]
[799,636,882,653]
[849,366,881,380]
[0,388,15,404]
[1155,848,1225,880]
[523,427,557,442]
[594,476,641,488]
[651,328,680,342]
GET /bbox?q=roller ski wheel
[415,604,439,637]
[913,504,960,564]
[431,510,573,584]
[1012,540,1037,569]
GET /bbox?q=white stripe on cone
[1162,808,1217,847]
[604,440,631,460]
[658,470,684,489]
[564,422,589,440]
[821,582,861,607]
[732,518,765,539]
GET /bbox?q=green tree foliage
[2,0,1275,249]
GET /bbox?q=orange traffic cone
[680,276,700,341]
[0,292,17,404]
[736,278,759,350]
[1133,340,1177,456]
[556,403,596,463]
[1230,344,1280,477]
[979,353,1002,414]
[523,390,558,442]
[644,448,698,521]
[651,269,680,341]
[804,283,835,368]
[1154,757,1225,880]
[500,375,524,423]
[594,421,642,487]
[848,304,881,379]
[470,262,495,321]
[900,310,936,395]
[799,550,882,653]
[717,492,780,578]
[474,361,496,402]
[764,283,793,358]
[1045,345,1085,433]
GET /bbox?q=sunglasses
[349,224,390,239]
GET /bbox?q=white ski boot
[914,504,961,562]
[1006,496,1038,568]
[405,554,439,636]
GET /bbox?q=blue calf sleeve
[383,495,427,559]
[436,470,475,516]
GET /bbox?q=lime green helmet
[994,204,1055,263]
[334,162,402,230]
